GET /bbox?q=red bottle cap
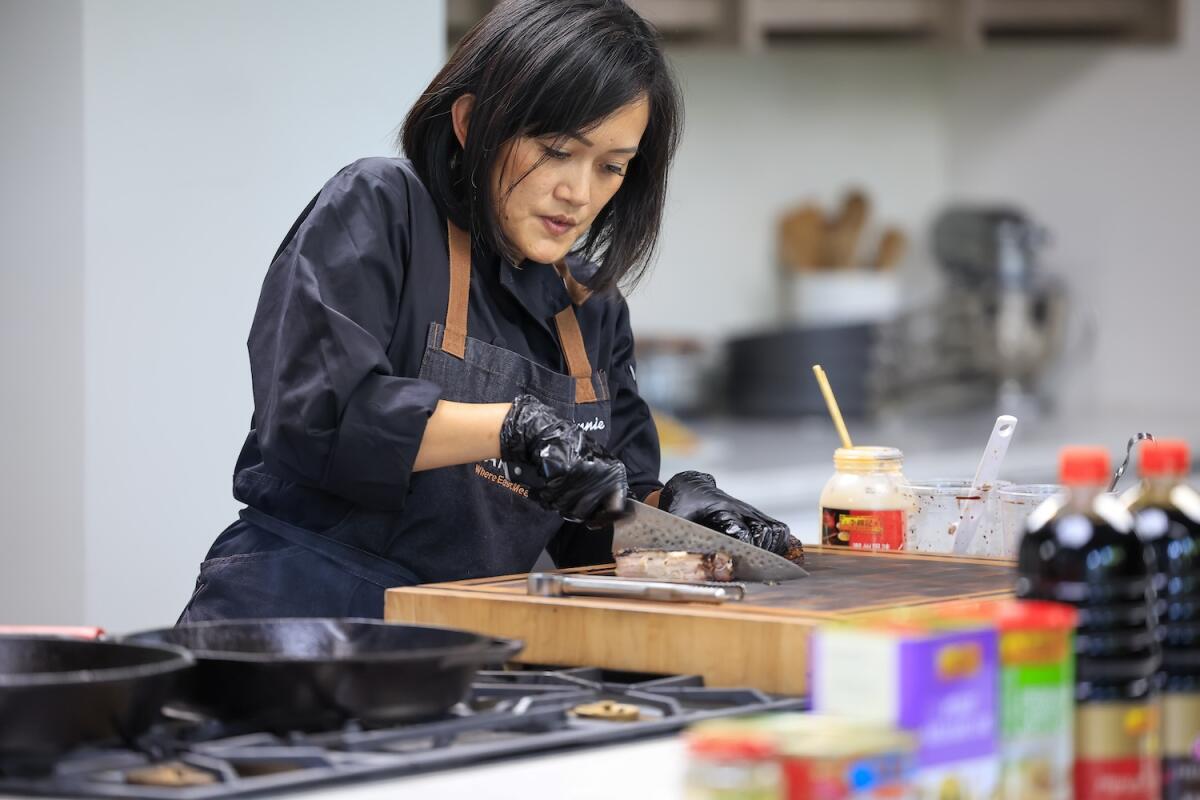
[1173,441,1193,475]
[1059,446,1111,486]
[1140,439,1190,478]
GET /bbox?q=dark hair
[401,0,682,292]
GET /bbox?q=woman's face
[494,96,650,265]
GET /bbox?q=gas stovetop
[0,666,807,799]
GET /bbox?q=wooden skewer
[812,364,854,450]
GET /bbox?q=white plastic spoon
[952,415,1018,555]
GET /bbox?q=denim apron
[178,222,611,621]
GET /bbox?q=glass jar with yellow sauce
[819,446,910,551]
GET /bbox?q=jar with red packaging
[764,714,913,800]
[819,447,910,551]
[685,724,781,800]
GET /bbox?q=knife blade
[612,500,808,582]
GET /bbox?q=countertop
[660,409,1199,544]
[0,739,686,799]
[283,737,685,800]
[0,740,686,800]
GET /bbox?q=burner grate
[0,666,807,799]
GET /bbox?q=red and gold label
[1000,629,1071,665]
[1075,702,1161,800]
[822,508,905,551]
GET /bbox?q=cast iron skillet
[0,635,194,764]
[124,618,522,731]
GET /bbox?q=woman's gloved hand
[500,394,629,525]
[659,471,791,555]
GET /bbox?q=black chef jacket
[228,157,662,574]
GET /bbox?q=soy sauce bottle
[1016,446,1161,800]
[1124,439,1200,799]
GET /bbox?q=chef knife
[612,500,808,582]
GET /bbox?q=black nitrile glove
[499,394,629,525]
[659,471,792,555]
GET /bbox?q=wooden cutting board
[385,547,1014,695]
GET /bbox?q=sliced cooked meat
[614,549,734,582]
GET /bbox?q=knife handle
[516,462,631,529]
[585,491,632,529]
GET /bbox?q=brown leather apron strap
[441,221,596,403]
[553,306,598,404]
[555,258,593,306]
[442,222,471,358]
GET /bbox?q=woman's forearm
[412,400,511,472]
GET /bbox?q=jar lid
[687,731,776,761]
[834,446,903,468]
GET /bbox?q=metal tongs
[1110,432,1154,492]
[527,573,744,604]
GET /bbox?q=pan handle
[0,625,106,639]
[439,637,524,669]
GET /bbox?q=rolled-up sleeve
[249,162,442,510]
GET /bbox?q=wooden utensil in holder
[822,189,870,269]
[873,227,907,271]
[779,204,825,272]
[777,190,906,326]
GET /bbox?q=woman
[179,0,791,622]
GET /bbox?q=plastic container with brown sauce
[819,446,910,551]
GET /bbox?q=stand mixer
[875,206,1070,416]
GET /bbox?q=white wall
[0,0,442,631]
[943,6,1200,416]
[0,0,85,624]
[81,0,443,631]
[628,48,948,338]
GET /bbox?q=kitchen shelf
[979,0,1179,41]
[446,0,1180,49]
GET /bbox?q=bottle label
[1075,701,1161,800]
[821,508,905,551]
[1163,691,1200,758]
[1164,757,1200,800]
[1163,692,1200,800]
[1075,759,1161,800]
[1000,629,1074,800]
